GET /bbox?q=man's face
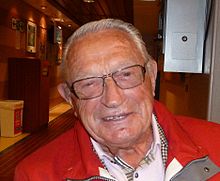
[68,29,155,149]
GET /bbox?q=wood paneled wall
[0,0,74,107]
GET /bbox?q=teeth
[105,115,125,121]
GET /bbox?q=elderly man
[15,19,220,181]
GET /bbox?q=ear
[146,59,157,95]
[57,83,73,106]
[57,83,80,118]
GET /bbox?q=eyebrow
[71,68,100,82]
[72,59,142,80]
[72,63,145,83]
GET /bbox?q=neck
[101,127,153,168]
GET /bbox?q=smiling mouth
[103,113,131,122]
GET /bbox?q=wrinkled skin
[62,29,157,167]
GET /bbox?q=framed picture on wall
[27,21,37,53]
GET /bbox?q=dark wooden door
[8,57,49,132]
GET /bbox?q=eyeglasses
[67,64,146,100]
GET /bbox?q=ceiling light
[41,5,47,10]
[52,18,64,22]
[83,0,95,3]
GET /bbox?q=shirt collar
[151,113,162,154]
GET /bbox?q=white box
[0,100,24,137]
[164,0,207,73]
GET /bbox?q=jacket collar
[153,101,211,180]
[153,100,208,167]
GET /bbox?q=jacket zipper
[66,175,116,181]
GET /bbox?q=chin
[106,134,138,146]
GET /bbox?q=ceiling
[22,0,162,35]
[47,0,134,25]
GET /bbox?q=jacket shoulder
[154,100,220,140]
[154,100,220,164]
[14,128,76,181]
[176,115,220,147]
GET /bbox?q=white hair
[62,18,151,81]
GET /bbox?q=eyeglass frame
[66,64,146,100]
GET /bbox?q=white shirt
[91,114,165,181]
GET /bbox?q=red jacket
[14,101,220,181]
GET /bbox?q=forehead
[67,29,144,80]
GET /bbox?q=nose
[100,77,125,108]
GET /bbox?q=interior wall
[47,26,74,108]
[0,0,74,108]
[133,0,161,59]
[0,0,42,100]
[133,0,161,36]
[159,67,210,119]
